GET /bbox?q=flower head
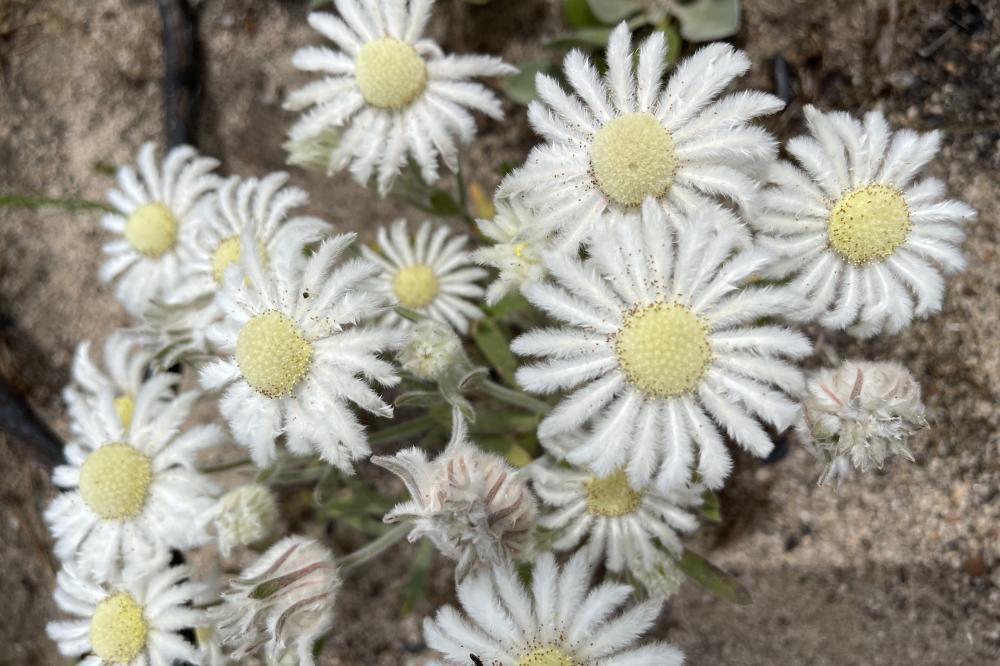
[499,22,781,251]
[204,483,281,556]
[47,560,206,666]
[200,231,401,471]
[423,550,684,666]
[471,197,550,305]
[215,536,340,666]
[100,142,220,314]
[46,377,220,581]
[513,201,811,491]
[751,105,976,337]
[362,219,487,333]
[286,1,515,194]
[398,318,465,381]
[372,410,537,580]
[798,360,926,485]
[532,457,702,592]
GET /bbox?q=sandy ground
[1,0,998,664]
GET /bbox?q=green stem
[369,414,437,446]
[0,193,114,212]
[199,457,254,474]
[478,379,551,414]
[339,522,412,575]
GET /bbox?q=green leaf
[672,0,741,42]
[585,0,646,23]
[676,548,751,605]
[309,0,333,8]
[401,540,435,615]
[564,0,602,27]
[428,190,462,216]
[369,414,438,446]
[394,390,443,409]
[502,60,553,105]
[658,18,683,67]
[699,489,722,523]
[487,291,532,321]
[546,27,614,50]
[471,318,519,386]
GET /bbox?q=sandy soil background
[1,0,998,664]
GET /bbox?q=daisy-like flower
[751,105,976,337]
[532,457,702,584]
[47,560,206,666]
[470,197,550,306]
[171,173,333,313]
[100,142,220,314]
[285,1,515,195]
[63,331,153,437]
[371,409,537,580]
[798,360,926,486]
[45,378,220,580]
[200,231,401,470]
[513,201,811,491]
[361,219,486,333]
[215,536,340,666]
[423,549,684,666]
[498,22,781,251]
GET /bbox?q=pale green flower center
[590,112,677,207]
[827,183,911,265]
[211,236,268,284]
[90,592,148,664]
[355,37,428,109]
[113,394,134,430]
[517,647,576,666]
[79,443,152,521]
[393,264,439,309]
[125,202,178,257]
[236,310,312,399]
[584,469,643,517]
[614,302,712,399]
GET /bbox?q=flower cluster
[43,3,969,665]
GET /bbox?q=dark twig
[157,0,201,148]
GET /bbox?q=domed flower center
[90,592,148,664]
[211,236,268,284]
[517,647,575,666]
[355,37,428,109]
[614,302,713,399]
[584,469,643,518]
[827,183,911,265]
[236,310,312,399]
[125,202,178,258]
[392,264,440,309]
[113,394,135,430]
[79,443,152,521]
[590,112,677,207]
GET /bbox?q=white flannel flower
[752,105,976,337]
[799,360,926,486]
[200,231,401,471]
[499,22,781,251]
[532,457,702,588]
[471,197,550,306]
[372,410,537,580]
[47,560,207,666]
[361,219,486,333]
[286,0,515,195]
[215,536,340,666]
[46,378,220,581]
[100,142,219,314]
[63,331,153,438]
[423,550,684,666]
[513,201,811,491]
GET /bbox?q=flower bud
[397,318,463,381]
[208,484,280,556]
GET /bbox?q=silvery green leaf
[672,0,741,42]
[586,0,647,23]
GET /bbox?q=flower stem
[199,457,254,474]
[369,414,438,446]
[478,379,551,414]
[339,523,412,576]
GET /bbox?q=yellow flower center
[827,183,911,265]
[590,112,677,207]
[90,592,148,664]
[236,310,312,399]
[125,202,178,258]
[355,37,428,109]
[513,242,527,258]
[211,236,269,284]
[517,647,575,666]
[113,394,135,430]
[584,469,643,518]
[613,302,713,399]
[392,264,440,309]
[79,443,152,521]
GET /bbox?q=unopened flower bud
[207,484,280,556]
[215,536,340,666]
[798,360,926,485]
[397,319,463,382]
